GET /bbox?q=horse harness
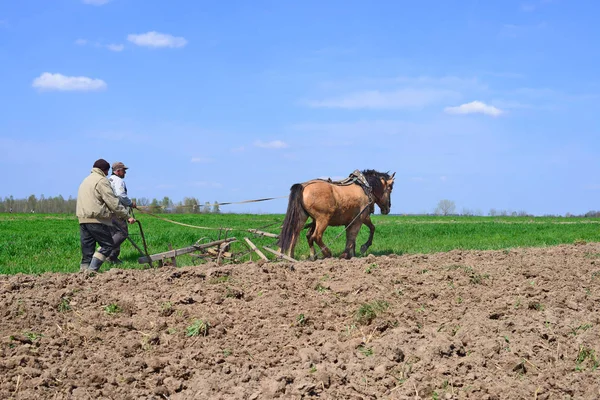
[320,169,375,213]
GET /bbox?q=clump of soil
[2,243,600,399]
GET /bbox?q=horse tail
[278,183,307,253]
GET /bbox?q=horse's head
[363,170,395,215]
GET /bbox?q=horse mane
[361,169,392,197]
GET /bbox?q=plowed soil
[3,243,600,399]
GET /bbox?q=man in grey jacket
[76,159,135,273]
[107,161,136,264]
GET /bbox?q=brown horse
[278,169,395,260]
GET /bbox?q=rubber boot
[88,257,104,272]
[79,263,90,272]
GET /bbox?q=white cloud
[75,39,125,52]
[254,140,289,149]
[106,43,124,52]
[127,31,187,48]
[32,72,107,92]
[307,88,459,109]
[191,157,213,163]
[82,0,112,5]
[444,101,503,117]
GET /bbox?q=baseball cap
[112,161,128,171]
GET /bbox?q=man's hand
[127,217,136,224]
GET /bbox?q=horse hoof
[360,245,367,254]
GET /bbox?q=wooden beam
[193,238,236,250]
[167,243,177,267]
[248,229,279,238]
[262,246,297,262]
[244,238,268,261]
[138,238,236,264]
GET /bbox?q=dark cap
[93,159,110,171]
[112,161,128,171]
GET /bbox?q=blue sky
[1,0,599,215]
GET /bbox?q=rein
[134,207,233,231]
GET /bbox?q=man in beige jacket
[76,159,135,273]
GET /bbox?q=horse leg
[360,216,376,254]
[311,220,332,259]
[305,220,316,260]
[341,221,362,259]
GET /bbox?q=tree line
[2,195,599,217]
[433,199,600,218]
[0,195,221,214]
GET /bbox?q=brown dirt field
[2,243,600,399]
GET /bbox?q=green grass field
[2,213,600,275]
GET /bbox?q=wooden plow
[137,229,296,267]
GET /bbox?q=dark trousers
[79,223,114,264]
[109,217,128,259]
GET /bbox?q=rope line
[135,208,233,230]
[217,196,288,206]
[137,196,289,210]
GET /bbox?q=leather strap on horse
[349,170,374,204]
[315,169,372,200]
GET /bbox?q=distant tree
[182,197,199,213]
[161,196,173,212]
[149,198,161,213]
[66,196,76,213]
[202,201,212,213]
[137,197,150,207]
[27,194,37,213]
[435,199,456,216]
[489,208,497,217]
[212,201,221,214]
[461,208,474,216]
[37,194,46,213]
